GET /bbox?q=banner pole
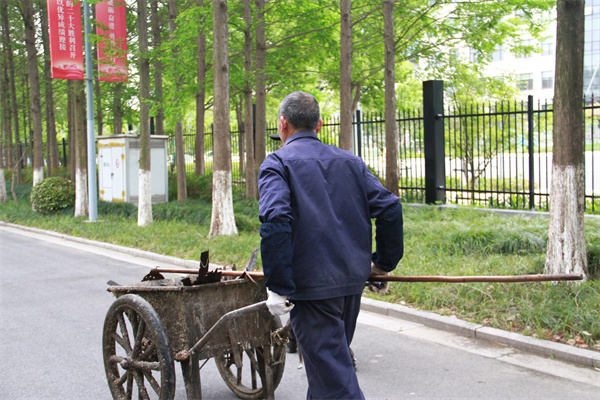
[83,1,98,221]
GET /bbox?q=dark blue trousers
[290,293,365,400]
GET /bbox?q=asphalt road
[1,225,599,400]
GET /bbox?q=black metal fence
[171,85,598,214]
[12,82,598,214]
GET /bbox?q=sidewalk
[2,220,599,370]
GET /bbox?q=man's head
[277,92,322,142]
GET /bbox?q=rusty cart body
[102,277,287,400]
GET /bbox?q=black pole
[423,80,446,204]
[61,138,67,167]
[355,109,362,158]
[527,95,535,210]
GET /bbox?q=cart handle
[175,300,268,361]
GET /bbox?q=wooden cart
[102,276,288,400]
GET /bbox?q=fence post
[355,109,362,158]
[527,95,535,210]
[61,138,67,167]
[423,80,446,204]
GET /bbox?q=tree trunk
[195,0,207,176]
[73,80,88,217]
[209,0,238,237]
[68,81,76,181]
[339,0,353,151]
[254,0,266,183]
[1,43,12,171]
[0,168,6,203]
[151,0,164,136]
[113,82,123,135]
[94,51,103,136]
[167,0,187,202]
[39,1,59,174]
[1,0,22,184]
[235,95,245,175]
[22,0,44,185]
[383,0,398,195]
[137,0,153,226]
[244,0,257,199]
[545,0,589,281]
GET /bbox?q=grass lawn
[2,179,599,353]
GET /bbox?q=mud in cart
[103,272,289,400]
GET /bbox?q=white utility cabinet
[97,135,169,204]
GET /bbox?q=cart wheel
[215,315,286,399]
[103,294,176,400]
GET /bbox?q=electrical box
[97,135,168,204]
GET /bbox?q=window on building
[492,45,504,61]
[516,39,534,59]
[542,71,554,89]
[542,40,554,56]
[517,73,534,91]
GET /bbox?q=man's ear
[279,116,288,133]
[315,118,323,134]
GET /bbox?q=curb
[361,297,600,369]
[3,221,599,369]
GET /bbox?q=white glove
[368,264,390,294]
[266,289,294,315]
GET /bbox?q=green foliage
[30,177,75,214]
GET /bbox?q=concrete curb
[0,221,200,269]
[361,297,600,369]
[3,221,599,369]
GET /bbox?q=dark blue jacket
[258,130,403,300]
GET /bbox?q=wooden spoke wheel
[103,294,176,400]
[214,316,286,399]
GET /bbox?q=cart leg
[180,355,202,400]
[261,345,275,400]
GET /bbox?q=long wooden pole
[150,267,582,283]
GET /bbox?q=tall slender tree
[21,0,44,185]
[39,0,59,174]
[253,0,266,183]
[243,0,256,199]
[137,0,153,226]
[209,0,237,237]
[545,0,590,281]
[194,0,207,176]
[339,0,352,151]
[73,80,88,217]
[150,0,164,136]
[383,0,398,195]
[167,0,187,202]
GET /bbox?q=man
[259,91,403,399]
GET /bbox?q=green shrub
[30,177,75,214]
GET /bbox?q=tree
[243,0,256,200]
[38,0,59,174]
[545,0,590,281]
[194,0,208,176]
[383,0,398,195]
[21,0,44,186]
[137,0,153,226]
[150,0,164,137]
[0,167,6,203]
[167,0,187,202]
[73,80,88,217]
[209,0,237,237]
[253,0,266,182]
[339,0,352,151]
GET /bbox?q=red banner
[46,0,84,80]
[96,0,128,82]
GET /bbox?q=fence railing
[170,85,598,214]
[10,82,598,214]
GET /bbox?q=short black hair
[278,91,320,131]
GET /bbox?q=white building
[481,1,599,102]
